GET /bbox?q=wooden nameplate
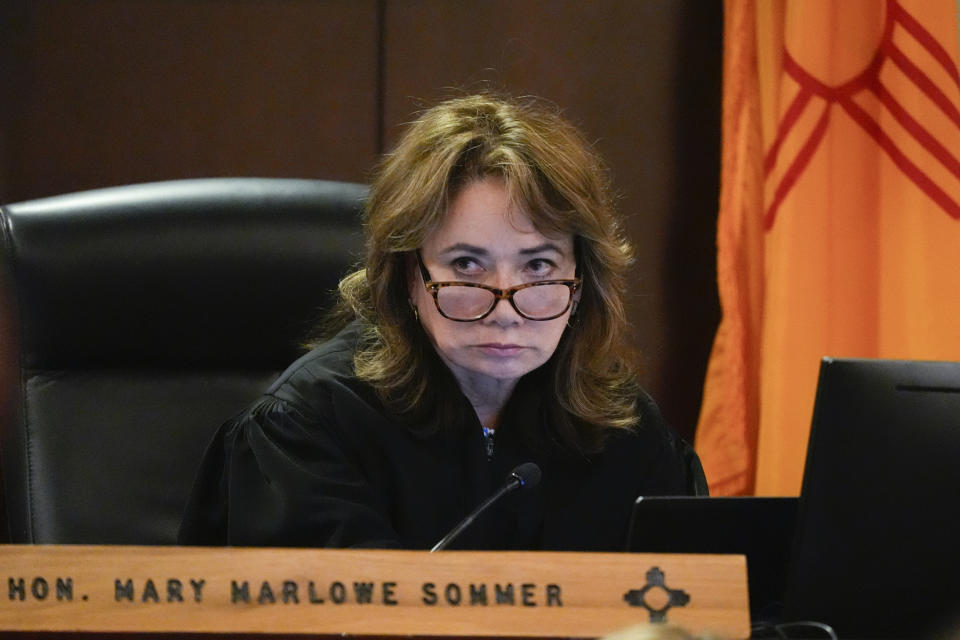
[0,545,749,638]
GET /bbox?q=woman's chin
[455,355,545,384]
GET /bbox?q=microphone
[430,462,542,552]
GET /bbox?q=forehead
[424,178,574,254]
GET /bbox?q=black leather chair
[0,178,367,544]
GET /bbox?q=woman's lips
[475,343,526,356]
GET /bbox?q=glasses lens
[513,284,572,319]
[436,286,496,320]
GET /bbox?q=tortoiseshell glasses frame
[416,251,581,322]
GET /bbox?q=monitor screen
[627,496,798,622]
[784,357,960,639]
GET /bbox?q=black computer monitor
[626,496,798,622]
[783,357,960,639]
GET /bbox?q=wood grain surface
[0,545,748,638]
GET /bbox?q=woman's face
[409,178,578,391]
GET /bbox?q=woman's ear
[406,251,422,305]
[568,274,582,321]
[572,276,583,309]
[572,238,584,311]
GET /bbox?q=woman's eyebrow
[438,243,489,256]
[519,243,565,256]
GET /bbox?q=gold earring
[408,299,420,322]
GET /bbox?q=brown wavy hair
[327,93,639,454]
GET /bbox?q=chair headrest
[0,178,368,369]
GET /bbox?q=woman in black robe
[179,94,707,551]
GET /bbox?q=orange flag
[696,0,960,496]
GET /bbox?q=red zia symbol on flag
[763,0,960,230]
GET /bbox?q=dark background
[0,0,722,442]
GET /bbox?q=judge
[179,93,706,550]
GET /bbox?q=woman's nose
[483,280,524,325]
[482,295,523,325]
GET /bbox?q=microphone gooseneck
[430,462,542,552]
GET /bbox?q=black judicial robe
[178,322,703,550]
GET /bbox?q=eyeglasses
[416,251,581,322]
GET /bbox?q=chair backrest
[0,178,367,544]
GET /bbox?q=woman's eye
[451,256,484,275]
[526,258,556,275]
